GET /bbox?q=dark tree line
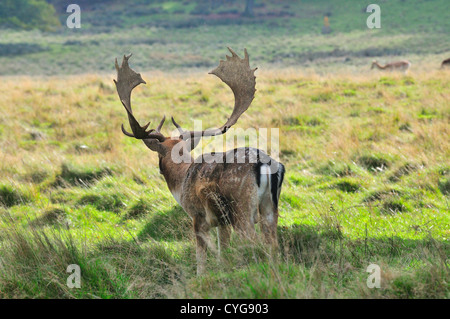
[211,0,255,16]
[0,0,60,31]
[0,0,257,31]
[244,0,254,17]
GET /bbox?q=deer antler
[173,47,257,140]
[114,54,165,142]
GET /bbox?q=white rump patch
[257,164,271,201]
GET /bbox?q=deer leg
[233,199,258,243]
[217,224,231,257]
[193,216,211,276]
[259,195,279,251]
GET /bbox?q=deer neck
[374,62,386,69]
[158,152,192,206]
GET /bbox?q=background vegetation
[0,0,60,31]
[1,0,449,75]
[0,0,448,299]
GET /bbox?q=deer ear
[143,139,166,154]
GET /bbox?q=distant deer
[371,60,411,74]
[440,58,450,69]
[113,48,285,275]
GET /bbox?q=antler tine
[156,115,166,132]
[114,54,165,142]
[171,116,222,140]
[171,116,184,134]
[171,116,202,151]
[216,47,257,129]
[173,47,256,140]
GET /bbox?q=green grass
[0,68,448,298]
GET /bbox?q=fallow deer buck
[371,60,411,74]
[114,48,285,275]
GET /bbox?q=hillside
[0,0,448,75]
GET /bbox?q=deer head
[371,60,378,69]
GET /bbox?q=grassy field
[0,0,449,299]
[0,66,448,298]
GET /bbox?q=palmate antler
[114,54,166,142]
[172,47,257,140]
[114,48,256,147]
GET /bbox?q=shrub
[334,179,360,193]
[316,161,353,177]
[363,188,402,203]
[33,207,67,226]
[438,177,450,195]
[388,163,420,182]
[77,193,126,213]
[52,163,113,187]
[0,184,30,207]
[137,206,191,241]
[357,154,390,172]
[381,198,409,214]
[125,198,153,219]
